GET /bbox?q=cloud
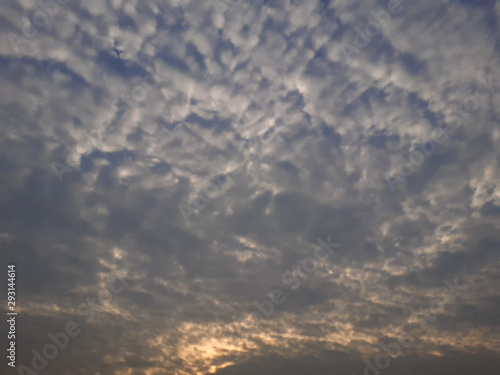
[0,0,499,373]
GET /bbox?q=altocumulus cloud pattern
[0,0,500,374]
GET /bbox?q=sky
[0,0,500,374]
